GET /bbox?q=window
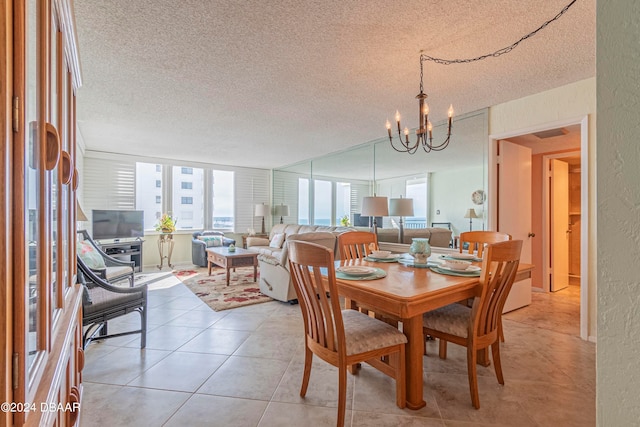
[181,181,192,190]
[155,164,161,172]
[406,178,427,227]
[298,178,309,225]
[136,162,164,231]
[313,180,332,225]
[181,197,193,205]
[181,167,193,175]
[335,182,351,223]
[211,170,234,231]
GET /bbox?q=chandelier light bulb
[385,119,391,130]
[423,104,430,115]
[427,121,433,132]
[448,104,454,118]
[395,110,401,123]
[403,127,409,136]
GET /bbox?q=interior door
[550,159,570,291]
[498,140,532,312]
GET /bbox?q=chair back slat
[337,231,378,261]
[459,231,511,258]
[472,240,522,338]
[289,241,345,355]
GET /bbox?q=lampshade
[464,208,479,219]
[254,203,268,216]
[361,196,389,217]
[389,197,414,217]
[274,204,290,217]
[77,201,88,221]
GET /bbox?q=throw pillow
[198,235,223,247]
[269,233,285,248]
[78,240,107,270]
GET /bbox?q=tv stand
[99,240,144,272]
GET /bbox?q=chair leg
[438,338,448,359]
[395,347,406,409]
[337,364,347,427]
[140,306,147,349]
[300,347,313,397]
[492,342,505,385]
[467,345,480,409]
[498,316,505,342]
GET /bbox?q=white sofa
[246,224,353,302]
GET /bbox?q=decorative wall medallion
[472,189,486,205]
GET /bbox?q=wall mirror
[273,108,488,238]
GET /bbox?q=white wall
[488,77,596,340]
[596,3,640,425]
[429,165,485,236]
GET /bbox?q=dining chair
[423,239,522,409]
[288,240,407,427]
[337,230,378,261]
[458,230,512,342]
[459,230,511,258]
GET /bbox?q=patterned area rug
[174,266,272,311]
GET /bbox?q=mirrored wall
[273,108,488,238]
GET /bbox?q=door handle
[528,233,535,238]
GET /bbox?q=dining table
[331,255,534,410]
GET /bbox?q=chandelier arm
[424,134,451,152]
[389,134,417,153]
[419,0,577,66]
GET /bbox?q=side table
[157,233,174,269]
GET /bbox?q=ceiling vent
[533,128,569,139]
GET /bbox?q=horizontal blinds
[83,157,136,224]
[235,169,270,233]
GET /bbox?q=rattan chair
[78,255,147,349]
[77,229,136,286]
[288,240,407,426]
[423,240,522,409]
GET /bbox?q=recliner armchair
[192,231,236,267]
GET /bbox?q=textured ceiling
[73,0,595,170]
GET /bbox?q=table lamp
[254,203,269,234]
[389,196,414,243]
[361,196,388,235]
[464,208,478,231]
[274,204,290,224]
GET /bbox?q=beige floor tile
[164,394,268,427]
[82,347,171,385]
[210,311,272,331]
[178,327,251,354]
[80,383,189,427]
[163,308,229,328]
[154,294,206,311]
[146,307,191,325]
[258,401,351,427]
[127,351,228,392]
[197,355,288,400]
[124,324,205,351]
[352,411,445,427]
[233,331,303,360]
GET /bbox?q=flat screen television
[92,210,144,241]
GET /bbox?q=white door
[498,140,532,312]
[550,159,570,291]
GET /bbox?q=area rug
[174,266,272,311]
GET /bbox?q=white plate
[447,253,477,260]
[368,254,399,260]
[439,265,481,273]
[336,266,377,276]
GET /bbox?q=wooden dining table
[332,257,533,410]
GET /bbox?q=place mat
[430,266,481,277]
[399,259,439,269]
[336,268,387,281]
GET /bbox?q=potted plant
[340,215,350,227]
[155,214,177,233]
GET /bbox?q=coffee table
[206,247,259,286]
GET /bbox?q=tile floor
[80,270,595,426]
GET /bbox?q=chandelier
[386,54,453,154]
[386,0,578,155]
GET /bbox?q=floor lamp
[361,196,388,235]
[464,208,478,231]
[389,196,414,243]
[255,203,269,234]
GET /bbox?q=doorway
[489,117,589,340]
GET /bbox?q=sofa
[354,226,452,247]
[246,224,353,302]
[192,231,237,267]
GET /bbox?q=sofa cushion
[78,240,107,270]
[270,233,286,248]
[197,235,223,247]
